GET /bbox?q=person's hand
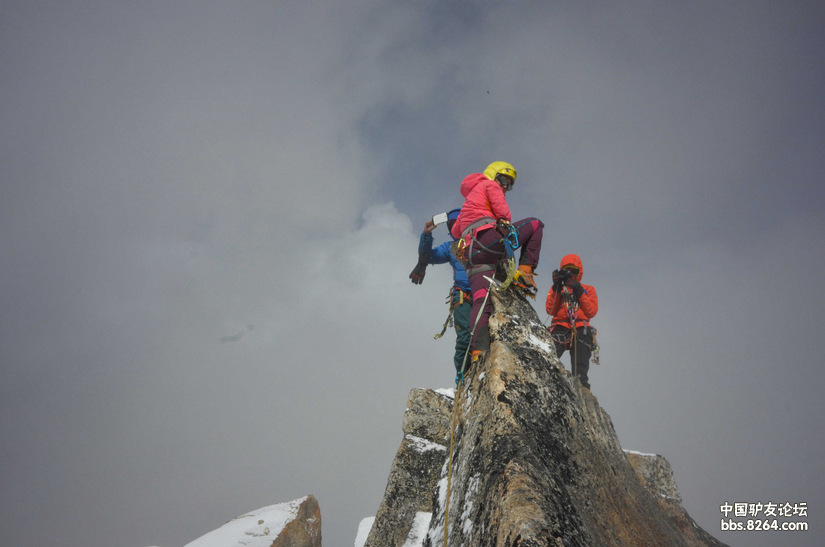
[552,269,563,293]
[409,251,430,284]
[424,220,436,234]
[567,279,584,299]
[409,262,427,284]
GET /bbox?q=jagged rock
[625,450,683,504]
[364,288,725,546]
[364,388,452,547]
[186,495,321,547]
[402,387,454,442]
[626,451,724,546]
[272,494,322,547]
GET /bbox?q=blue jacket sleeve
[420,232,451,265]
[429,239,453,265]
[419,234,471,292]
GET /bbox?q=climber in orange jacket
[546,254,598,389]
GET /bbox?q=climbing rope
[443,374,463,547]
[442,276,495,547]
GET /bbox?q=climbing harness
[442,276,495,547]
[434,288,471,339]
[456,223,526,295]
[450,217,496,269]
[450,237,469,268]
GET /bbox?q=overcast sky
[1,2,823,546]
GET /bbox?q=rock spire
[364,288,725,546]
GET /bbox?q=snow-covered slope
[185,496,311,547]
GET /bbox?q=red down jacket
[450,173,511,239]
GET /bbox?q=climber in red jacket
[451,161,544,369]
[546,254,598,389]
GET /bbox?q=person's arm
[486,181,511,221]
[429,240,452,265]
[578,284,598,319]
[546,288,561,316]
[410,222,436,284]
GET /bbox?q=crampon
[512,266,537,298]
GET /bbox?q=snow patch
[402,512,432,547]
[526,332,553,353]
[624,449,659,457]
[406,434,447,453]
[184,497,309,547]
[463,390,474,411]
[354,516,375,547]
[436,473,449,509]
[428,472,449,544]
[435,387,455,399]
[460,474,481,537]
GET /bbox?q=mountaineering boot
[513,265,538,297]
[457,350,485,385]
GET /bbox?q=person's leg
[468,273,493,352]
[464,227,504,354]
[549,325,570,361]
[511,217,544,267]
[452,298,471,372]
[574,327,593,389]
[469,227,506,264]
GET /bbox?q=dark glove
[552,269,563,293]
[409,252,430,285]
[567,279,584,299]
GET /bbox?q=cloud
[2,2,823,546]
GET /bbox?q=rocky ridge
[364,288,725,546]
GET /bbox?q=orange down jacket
[545,254,598,328]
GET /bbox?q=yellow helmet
[483,161,517,183]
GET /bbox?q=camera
[557,269,574,282]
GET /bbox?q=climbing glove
[552,269,564,294]
[409,252,430,285]
[567,279,585,299]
